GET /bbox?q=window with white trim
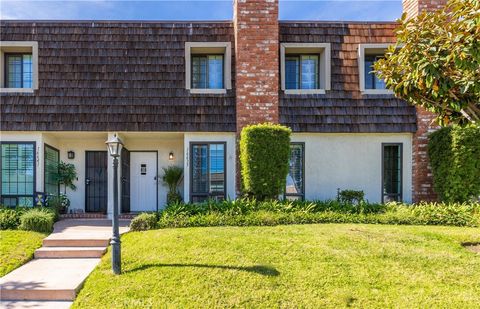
[185,42,231,94]
[358,44,393,95]
[281,43,331,94]
[1,41,38,92]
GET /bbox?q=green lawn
[73,224,480,308]
[0,230,47,276]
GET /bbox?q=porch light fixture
[106,134,123,158]
[169,151,174,161]
[105,134,124,275]
[67,151,75,159]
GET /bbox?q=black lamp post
[105,134,123,275]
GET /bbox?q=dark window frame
[189,142,227,202]
[284,53,320,90]
[44,144,60,196]
[4,53,33,88]
[191,54,225,89]
[381,143,403,203]
[0,141,37,207]
[285,142,305,201]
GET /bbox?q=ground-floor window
[190,142,226,203]
[1,142,36,207]
[44,144,59,196]
[382,143,402,202]
[285,143,305,201]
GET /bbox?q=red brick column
[234,0,279,131]
[234,0,280,194]
[412,107,440,202]
[402,0,446,202]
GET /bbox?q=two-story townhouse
[0,0,444,217]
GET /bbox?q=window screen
[1,143,35,207]
[5,54,33,88]
[191,143,226,202]
[382,144,402,202]
[44,145,59,196]
[285,143,304,200]
[285,55,318,90]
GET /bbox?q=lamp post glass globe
[106,135,123,157]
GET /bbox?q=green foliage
[156,199,480,229]
[130,213,158,231]
[0,207,31,230]
[55,161,78,192]
[161,166,183,204]
[374,0,480,125]
[19,208,55,233]
[337,189,365,205]
[428,125,480,202]
[46,194,70,215]
[240,123,291,200]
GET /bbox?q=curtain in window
[383,145,402,202]
[44,145,59,196]
[286,144,304,200]
[191,55,223,89]
[300,55,318,89]
[1,143,35,207]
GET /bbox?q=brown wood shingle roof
[279,22,417,133]
[0,21,236,132]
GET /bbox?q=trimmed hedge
[130,213,158,231]
[428,125,480,202]
[153,200,480,229]
[19,208,56,233]
[240,123,291,200]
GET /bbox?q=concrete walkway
[1,219,130,308]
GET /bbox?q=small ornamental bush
[19,208,55,233]
[240,123,291,200]
[130,213,158,231]
[0,207,29,230]
[428,125,480,202]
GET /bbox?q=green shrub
[0,208,21,230]
[162,166,183,204]
[337,189,365,205]
[428,125,480,202]
[130,213,158,231]
[156,200,479,229]
[19,208,55,233]
[240,123,291,200]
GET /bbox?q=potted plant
[162,166,183,204]
[55,161,78,194]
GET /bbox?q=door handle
[86,178,91,185]
[121,177,127,183]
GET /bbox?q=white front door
[130,152,157,212]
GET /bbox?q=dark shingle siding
[279,22,416,133]
[0,21,236,132]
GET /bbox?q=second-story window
[5,53,33,88]
[191,55,224,89]
[285,55,319,90]
[364,55,386,90]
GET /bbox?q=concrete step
[1,258,100,301]
[43,238,109,247]
[34,246,107,258]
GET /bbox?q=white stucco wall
[183,132,237,203]
[292,133,413,203]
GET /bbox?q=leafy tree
[54,161,77,193]
[374,0,480,126]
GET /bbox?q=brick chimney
[234,0,280,131]
[403,0,447,202]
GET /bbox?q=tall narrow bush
[240,123,291,200]
[428,125,480,202]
